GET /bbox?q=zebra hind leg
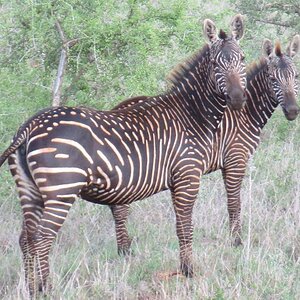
[8,154,47,296]
[25,193,76,296]
[109,204,132,255]
[19,196,54,297]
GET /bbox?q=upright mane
[166,44,210,90]
[275,41,283,57]
[219,29,227,39]
[246,58,267,81]
[166,30,231,90]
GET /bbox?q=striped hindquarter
[0,15,247,296]
[110,36,300,252]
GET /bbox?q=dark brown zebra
[0,15,246,295]
[109,35,300,253]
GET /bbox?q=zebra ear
[262,39,273,57]
[203,19,218,44]
[230,14,244,42]
[286,34,300,58]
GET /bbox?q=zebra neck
[164,46,226,135]
[244,62,278,131]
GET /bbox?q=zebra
[108,35,300,253]
[0,15,246,295]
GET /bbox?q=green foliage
[232,0,300,34]
[0,0,208,112]
[232,0,300,61]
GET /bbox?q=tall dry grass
[0,110,299,299]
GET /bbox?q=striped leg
[8,153,45,295]
[26,193,75,295]
[171,170,200,277]
[109,204,132,255]
[222,162,246,247]
[20,203,44,297]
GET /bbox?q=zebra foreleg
[222,164,246,247]
[171,173,199,278]
[109,204,132,255]
[173,199,195,277]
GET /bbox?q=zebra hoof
[232,236,243,247]
[180,262,194,278]
[118,247,134,256]
[38,281,52,294]
[117,241,133,256]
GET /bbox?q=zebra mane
[166,44,210,89]
[219,30,227,39]
[246,58,267,81]
[275,42,283,57]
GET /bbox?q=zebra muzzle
[226,91,247,110]
[282,104,300,121]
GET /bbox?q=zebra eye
[295,74,299,79]
[241,55,245,61]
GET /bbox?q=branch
[52,47,68,107]
[65,38,80,48]
[55,20,66,43]
[60,68,85,105]
[253,17,292,28]
[262,3,300,17]
[52,20,79,107]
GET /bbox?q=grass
[0,111,299,299]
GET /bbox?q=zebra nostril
[283,105,300,120]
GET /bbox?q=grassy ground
[0,107,299,299]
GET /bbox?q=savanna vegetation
[0,0,299,299]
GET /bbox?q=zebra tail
[0,107,53,168]
[0,131,28,167]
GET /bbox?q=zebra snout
[283,104,300,121]
[226,91,247,110]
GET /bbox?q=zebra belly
[80,180,169,205]
[80,183,111,204]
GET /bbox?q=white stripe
[55,154,69,159]
[105,138,125,166]
[59,120,104,145]
[27,148,57,159]
[51,138,93,164]
[97,150,113,171]
[127,155,134,188]
[27,133,49,148]
[32,167,87,176]
[115,165,123,190]
[97,166,111,189]
[40,182,86,192]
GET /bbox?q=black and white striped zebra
[109,35,300,252]
[0,15,246,295]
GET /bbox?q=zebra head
[203,14,247,110]
[263,35,300,121]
